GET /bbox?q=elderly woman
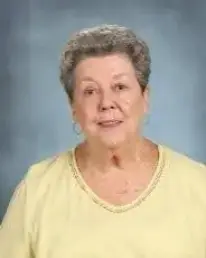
[1,24,206,258]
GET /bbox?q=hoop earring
[73,122,82,135]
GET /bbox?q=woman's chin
[98,135,126,148]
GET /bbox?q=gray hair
[60,24,151,103]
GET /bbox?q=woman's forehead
[74,54,136,81]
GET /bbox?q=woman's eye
[115,83,127,91]
[84,88,95,96]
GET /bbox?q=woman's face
[72,53,149,147]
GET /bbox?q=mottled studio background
[0,0,206,220]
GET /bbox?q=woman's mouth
[98,120,123,128]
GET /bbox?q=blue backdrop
[0,0,206,220]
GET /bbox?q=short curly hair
[60,24,151,103]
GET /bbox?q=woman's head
[60,24,151,147]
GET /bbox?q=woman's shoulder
[23,148,75,188]
[161,144,206,184]
[161,144,205,168]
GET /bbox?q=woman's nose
[99,92,116,111]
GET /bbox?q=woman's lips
[97,120,123,128]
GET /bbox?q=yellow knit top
[1,145,206,258]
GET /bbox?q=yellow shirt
[1,144,206,258]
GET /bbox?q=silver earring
[73,122,82,135]
[144,114,150,125]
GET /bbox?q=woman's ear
[72,108,77,123]
[143,85,150,113]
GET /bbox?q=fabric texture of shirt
[1,144,206,258]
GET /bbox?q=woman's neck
[78,137,153,174]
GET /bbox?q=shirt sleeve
[0,179,33,258]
